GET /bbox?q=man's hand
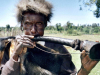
[78,50,99,75]
[12,35,35,61]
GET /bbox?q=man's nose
[31,26,36,34]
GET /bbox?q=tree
[6,24,10,31]
[92,23,98,28]
[45,26,55,30]
[56,23,63,32]
[80,0,100,18]
[77,25,83,31]
[84,28,90,34]
[94,0,100,17]
[66,21,73,29]
[64,21,73,31]
[94,27,99,33]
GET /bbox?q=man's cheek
[24,30,31,35]
[23,26,26,30]
[40,32,44,36]
[38,30,44,36]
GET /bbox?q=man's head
[16,0,53,37]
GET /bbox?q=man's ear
[20,21,23,31]
[45,21,47,27]
[21,21,23,27]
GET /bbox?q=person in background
[0,0,98,75]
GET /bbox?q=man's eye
[36,22,43,26]
[25,22,33,27]
[38,22,43,24]
[25,22,30,25]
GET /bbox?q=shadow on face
[21,12,47,37]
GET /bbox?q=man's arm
[77,50,99,75]
[1,57,20,75]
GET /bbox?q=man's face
[22,12,47,37]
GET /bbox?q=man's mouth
[34,34,40,37]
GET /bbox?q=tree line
[0,22,100,37]
[45,21,100,35]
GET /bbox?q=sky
[0,0,100,27]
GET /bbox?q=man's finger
[17,38,34,43]
[16,35,34,39]
[21,35,34,39]
[81,50,87,59]
[21,43,34,48]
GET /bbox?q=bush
[66,29,81,36]
[67,29,73,34]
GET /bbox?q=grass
[44,30,100,75]
[44,30,100,41]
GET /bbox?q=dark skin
[12,12,98,75]
[78,50,99,75]
[12,13,46,60]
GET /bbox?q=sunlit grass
[44,30,100,42]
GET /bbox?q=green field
[44,31,100,75]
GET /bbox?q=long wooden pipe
[0,36,100,60]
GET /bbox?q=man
[0,0,98,75]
